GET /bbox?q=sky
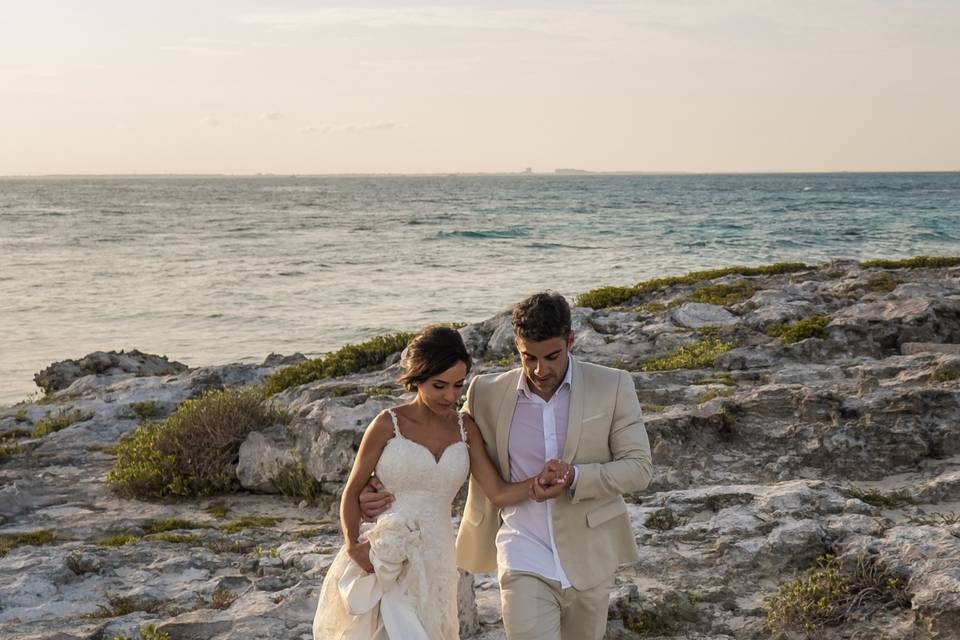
[1,0,958,175]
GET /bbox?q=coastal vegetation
[107,387,286,499]
[263,331,415,395]
[860,256,960,270]
[574,262,809,309]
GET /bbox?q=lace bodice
[376,409,469,519]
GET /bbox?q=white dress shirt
[495,359,574,588]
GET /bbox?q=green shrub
[687,280,756,306]
[0,529,57,557]
[107,386,284,499]
[264,332,415,395]
[765,554,910,633]
[271,460,325,507]
[860,256,960,269]
[129,400,163,421]
[575,262,809,309]
[642,403,666,413]
[639,338,734,371]
[14,409,30,423]
[766,315,831,344]
[31,408,94,437]
[220,515,280,534]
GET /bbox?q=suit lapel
[495,369,521,481]
[562,357,584,463]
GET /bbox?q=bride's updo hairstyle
[398,325,471,391]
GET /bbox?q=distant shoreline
[1,170,958,179]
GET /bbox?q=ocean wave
[434,228,530,240]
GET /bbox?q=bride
[313,325,570,639]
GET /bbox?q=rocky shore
[2,258,960,640]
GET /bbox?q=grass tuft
[844,486,915,508]
[205,502,231,519]
[639,338,734,371]
[694,387,735,404]
[766,315,831,344]
[31,408,94,437]
[687,280,756,306]
[931,361,960,383]
[264,332,415,395]
[644,507,687,530]
[143,518,208,534]
[271,460,325,507]
[907,511,960,526]
[0,529,57,557]
[220,515,280,534]
[97,533,139,547]
[129,400,164,421]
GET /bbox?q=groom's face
[514,333,574,401]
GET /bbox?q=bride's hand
[347,540,374,574]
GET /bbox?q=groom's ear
[566,332,575,350]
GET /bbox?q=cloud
[301,121,402,135]
[204,117,220,127]
[160,37,242,57]
[262,112,283,121]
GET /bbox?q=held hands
[358,474,394,522]
[529,459,573,502]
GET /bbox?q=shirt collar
[517,355,575,398]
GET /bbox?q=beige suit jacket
[455,356,653,590]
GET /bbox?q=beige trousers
[499,571,613,640]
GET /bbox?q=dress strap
[386,409,401,438]
[457,412,467,443]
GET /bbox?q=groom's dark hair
[512,292,572,341]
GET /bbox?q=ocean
[1,172,958,406]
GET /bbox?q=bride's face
[417,360,468,414]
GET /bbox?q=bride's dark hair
[398,325,471,391]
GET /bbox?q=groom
[364,292,653,639]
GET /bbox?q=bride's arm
[463,414,561,507]
[340,412,393,571]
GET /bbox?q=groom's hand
[358,474,394,522]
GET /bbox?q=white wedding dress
[313,409,469,640]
